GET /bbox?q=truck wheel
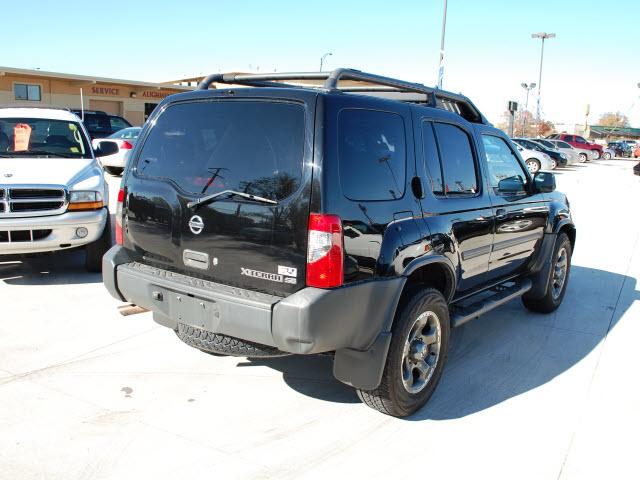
[522,233,572,313]
[592,150,601,159]
[356,288,450,417]
[85,218,112,273]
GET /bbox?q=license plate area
[168,292,221,331]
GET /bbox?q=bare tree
[597,112,630,128]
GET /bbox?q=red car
[548,133,603,159]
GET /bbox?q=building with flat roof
[0,66,193,126]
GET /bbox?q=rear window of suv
[135,100,305,201]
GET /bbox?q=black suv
[103,69,575,417]
[71,110,132,139]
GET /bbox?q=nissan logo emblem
[188,215,205,235]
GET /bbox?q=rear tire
[592,150,601,159]
[356,288,450,417]
[579,153,588,162]
[85,218,112,273]
[603,152,612,160]
[522,233,572,313]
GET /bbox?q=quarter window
[14,83,41,102]
[338,109,406,201]
[433,122,478,194]
[421,122,444,194]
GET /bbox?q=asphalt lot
[1,159,639,480]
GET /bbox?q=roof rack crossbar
[196,68,488,124]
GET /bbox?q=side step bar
[450,279,532,328]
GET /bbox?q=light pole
[531,32,555,120]
[319,52,333,72]
[437,0,448,89]
[520,82,536,135]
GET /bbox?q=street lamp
[319,52,333,72]
[520,82,536,135]
[531,32,556,120]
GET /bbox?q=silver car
[533,139,580,165]
[547,139,590,163]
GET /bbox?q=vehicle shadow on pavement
[0,249,102,285]
[238,355,360,403]
[410,265,638,421]
[240,266,637,416]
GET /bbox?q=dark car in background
[607,141,632,158]
[512,137,568,168]
[71,110,133,139]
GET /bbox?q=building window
[14,84,42,102]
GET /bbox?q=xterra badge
[240,267,297,284]
[241,268,283,283]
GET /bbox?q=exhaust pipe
[118,304,149,316]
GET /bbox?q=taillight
[120,141,133,150]
[115,188,124,245]
[306,213,343,288]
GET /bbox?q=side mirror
[497,176,526,194]
[534,171,556,193]
[94,140,119,157]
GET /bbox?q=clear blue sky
[2,0,639,126]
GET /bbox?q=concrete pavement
[1,159,639,479]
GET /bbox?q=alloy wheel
[401,311,441,394]
[551,247,568,300]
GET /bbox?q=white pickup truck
[0,106,118,271]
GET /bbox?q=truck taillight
[121,141,133,150]
[306,213,343,288]
[115,188,124,245]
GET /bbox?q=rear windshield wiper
[187,189,278,208]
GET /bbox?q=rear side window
[135,101,305,201]
[83,114,111,134]
[338,109,406,201]
[110,116,131,131]
[433,122,478,194]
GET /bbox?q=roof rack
[197,68,488,124]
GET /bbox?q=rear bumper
[103,246,404,356]
[0,209,107,255]
[99,151,127,168]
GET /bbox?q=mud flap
[333,332,392,390]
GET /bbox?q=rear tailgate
[122,94,315,296]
